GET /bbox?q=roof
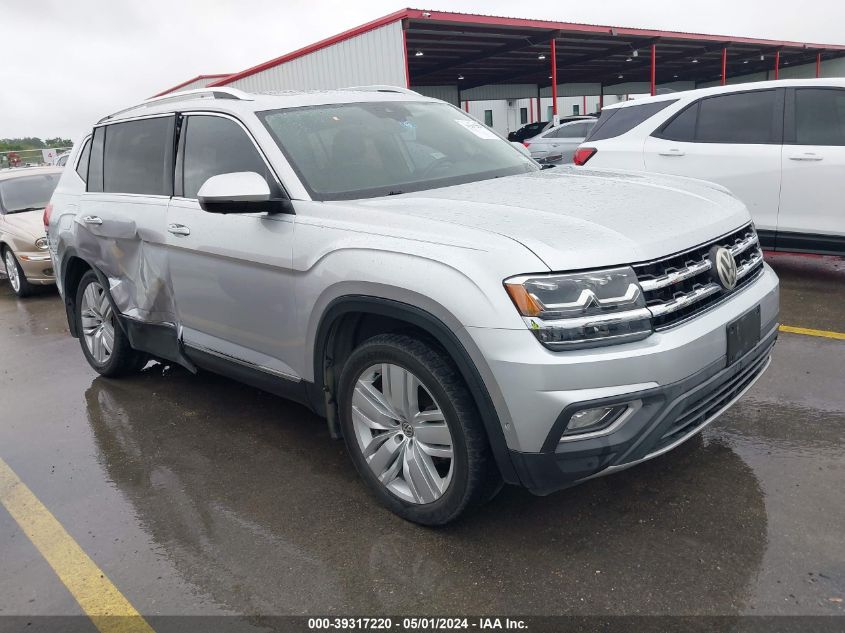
[209,8,845,90]
[602,77,845,109]
[102,87,439,124]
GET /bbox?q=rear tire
[3,248,35,298]
[75,270,147,377]
[338,333,501,525]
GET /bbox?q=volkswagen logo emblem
[709,246,737,290]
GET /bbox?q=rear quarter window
[585,100,677,142]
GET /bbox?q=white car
[524,118,596,165]
[575,79,845,256]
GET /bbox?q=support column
[774,50,780,80]
[530,97,535,123]
[721,47,727,86]
[464,100,469,112]
[816,52,822,78]
[536,85,542,121]
[650,43,657,96]
[550,38,558,125]
[599,83,604,111]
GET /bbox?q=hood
[347,167,750,271]
[2,209,45,241]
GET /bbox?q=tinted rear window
[585,100,676,142]
[794,88,845,146]
[75,138,91,182]
[102,116,174,195]
[696,90,777,144]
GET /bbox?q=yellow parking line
[0,457,154,633]
[779,325,845,341]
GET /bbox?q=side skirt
[184,345,313,409]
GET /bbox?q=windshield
[0,173,61,213]
[258,101,538,200]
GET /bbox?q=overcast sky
[3,0,843,140]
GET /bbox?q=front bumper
[508,323,776,494]
[465,262,779,493]
[15,251,55,284]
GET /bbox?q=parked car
[48,87,778,525]
[508,121,548,143]
[524,118,596,165]
[574,79,845,256]
[0,166,62,296]
[508,115,595,143]
[54,152,71,167]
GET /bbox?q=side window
[655,102,699,141]
[75,138,91,182]
[554,121,591,138]
[795,88,845,146]
[87,127,105,193]
[519,107,528,124]
[584,100,677,142]
[179,115,277,200]
[103,117,174,195]
[695,90,777,144]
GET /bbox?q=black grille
[657,347,771,450]
[633,225,764,330]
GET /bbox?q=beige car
[1,167,62,297]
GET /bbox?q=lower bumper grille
[657,346,772,450]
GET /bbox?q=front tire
[75,270,147,377]
[3,248,35,298]
[338,333,501,525]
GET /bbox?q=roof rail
[341,85,420,95]
[98,87,254,123]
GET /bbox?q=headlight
[35,237,49,250]
[504,266,653,350]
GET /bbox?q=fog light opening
[560,402,637,441]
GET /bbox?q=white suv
[574,79,845,256]
[47,87,779,524]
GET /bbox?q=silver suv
[47,87,779,525]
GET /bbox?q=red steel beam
[774,50,780,79]
[721,47,727,85]
[650,43,656,96]
[402,27,411,88]
[550,38,558,119]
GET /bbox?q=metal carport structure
[206,8,845,123]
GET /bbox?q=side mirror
[511,142,532,158]
[197,172,289,214]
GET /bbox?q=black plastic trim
[184,346,310,406]
[314,296,519,484]
[511,322,778,495]
[773,231,845,257]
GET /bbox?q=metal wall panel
[413,85,459,105]
[228,21,406,92]
[460,84,538,100]
[165,78,216,93]
[540,83,601,97]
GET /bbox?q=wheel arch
[312,295,519,484]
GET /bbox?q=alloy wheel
[80,280,115,364]
[4,251,20,293]
[351,363,454,504]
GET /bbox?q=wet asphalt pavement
[0,254,843,622]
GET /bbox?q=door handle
[82,215,103,225]
[658,149,685,157]
[167,223,191,236]
[788,153,823,161]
